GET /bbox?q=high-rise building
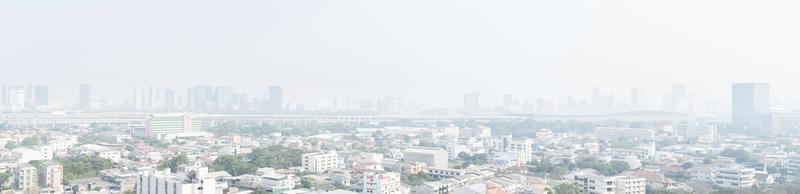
[503,94,513,106]
[164,89,175,111]
[79,84,91,111]
[34,85,48,106]
[266,86,284,112]
[0,85,9,105]
[190,86,214,111]
[671,83,688,112]
[463,92,479,112]
[731,83,771,130]
[630,87,645,110]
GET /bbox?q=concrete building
[15,164,38,190]
[714,163,756,189]
[595,127,654,141]
[491,135,534,164]
[302,151,339,173]
[145,113,201,135]
[38,161,63,191]
[674,122,718,144]
[362,170,402,194]
[403,147,448,169]
[137,167,216,194]
[571,169,645,194]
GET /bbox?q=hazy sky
[2,0,800,105]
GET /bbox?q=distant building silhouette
[731,83,771,131]
[79,84,91,111]
[463,92,479,113]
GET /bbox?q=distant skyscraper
[190,86,213,111]
[34,85,48,106]
[79,84,91,111]
[164,89,175,111]
[731,83,771,130]
[0,85,9,105]
[463,92,479,112]
[630,87,645,110]
[672,83,688,112]
[503,94,513,106]
[266,86,284,112]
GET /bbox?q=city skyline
[4,1,800,104]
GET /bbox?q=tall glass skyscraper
[731,83,770,130]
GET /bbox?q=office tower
[503,94,513,106]
[215,86,234,111]
[265,86,284,112]
[134,85,146,109]
[34,85,48,106]
[190,86,214,111]
[591,87,613,112]
[79,84,91,111]
[463,92,479,112]
[732,83,771,130]
[0,85,8,105]
[164,89,175,111]
[672,83,688,112]
[630,87,645,110]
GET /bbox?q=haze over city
[3,1,800,194]
[3,0,800,106]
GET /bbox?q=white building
[14,164,38,190]
[571,169,645,194]
[595,127,654,141]
[491,135,534,164]
[403,147,448,169]
[362,170,402,194]
[71,144,122,162]
[137,167,216,194]
[714,163,756,189]
[446,144,467,159]
[302,151,339,173]
[674,122,718,144]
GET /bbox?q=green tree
[20,136,40,146]
[554,183,580,194]
[4,141,17,149]
[301,177,313,189]
[158,154,190,173]
[209,155,256,176]
[57,156,114,181]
